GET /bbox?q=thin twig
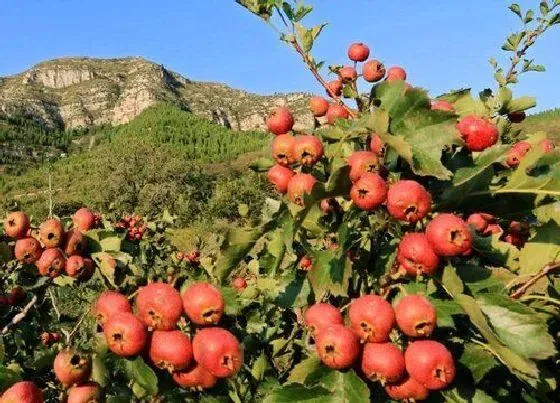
[2,295,38,334]
[49,288,61,320]
[510,261,560,299]
[64,307,92,345]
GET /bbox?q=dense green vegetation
[521,108,560,141]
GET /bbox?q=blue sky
[1,1,558,111]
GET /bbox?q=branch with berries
[510,261,560,299]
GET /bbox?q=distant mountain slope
[522,108,560,141]
[0,57,313,131]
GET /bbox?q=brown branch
[510,261,560,299]
[2,295,38,335]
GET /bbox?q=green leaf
[540,1,550,15]
[442,265,465,295]
[507,96,537,112]
[215,226,266,282]
[249,157,275,172]
[460,343,499,383]
[287,356,321,384]
[550,12,560,25]
[91,354,109,387]
[0,365,21,391]
[477,294,557,360]
[221,286,241,315]
[509,4,523,19]
[307,249,352,298]
[295,23,314,52]
[307,368,370,402]
[123,356,158,397]
[264,385,332,403]
[533,201,560,224]
[282,2,294,20]
[430,298,463,328]
[251,353,268,381]
[524,9,535,23]
[275,275,311,308]
[518,220,560,276]
[472,233,520,270]
[293,2,313,22]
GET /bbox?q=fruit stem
[510,261,560,299]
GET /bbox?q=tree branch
[2,295,38,335]
[510,261,560,299]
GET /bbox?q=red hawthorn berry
[299,255,313,271]
[294,135,324,166]
[338,66,358,83]
[67,383,103,403]
[266,107,294,135]
[14,237,42,264]
[272,134,297,166]
[192,327,243,378]
[3,211,30,240]
[50,332,60,342]
[349,295,395,343]
[386,66,407,81]
[104,312,147,357]
[149,330,193,372]
[361,342,406,383]
[38,218,64,249]
[539,138,555,153]
[431,100,454,112]
[36,248,66,278]
[72,208,96,232]
[173,363,218,390]
[484,223,503,236]
[53,349,92,388]
[287,173,317,206]
[303,303,344,335]
[426,214,472,257]
[348,42,370,62]
[0,381,44,403]
[385,376,430,401]
[387,180,432,223]
[10,287,25,304]
[136,282,183,330]
[348,151,380,182]
[350,173,387,211]
[506,141,531,167]
[369,133,385,155]
[395,295,437,337]
[63,229,86,256]
[466,212,495,233]
[456,115,499,152]
[508,111,526,123]
[40,332,51,345]
[405,340,456,390]
[232,277,247,291]
[309,96,330,117]
[362,60,386,82]
[326,80,343,98]
[504,233,526,248]
[325,104,349,125]
[182,282,224,326]
[315,324,360,369]
[65,255,86,278]
[176,251,185,261]
[320,199,335,213]
[267,164,295,194]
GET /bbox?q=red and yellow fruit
[149,330,193,371]
[456,115,499,152]
[350,173,387,211]
[136,282,183,330]
[426,214,472,257]
[182,282,224,325]
[3,211,30,240]
[395,295,437,337]
[266,107,294,135]
[38,219,64,248]
[405,340,455,390]
[104,312,147,357]
[287,173,317,206]
[53,349,91,388]
[315,324,360,369]
[348,42,370,62]
[362,60,386,82]
[303,303,343,335]
[387,180,432,223]
[267,164,295,194]
[271,134,296,166]
[94,291,132,326]
[361,342,406,383]
[192,327,243,378]
[349,295,395,343]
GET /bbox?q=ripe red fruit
[67,383,103,403]
[506,141,531,167]
[192,327,243,378]
[303,303,343,335]
[349,295,395,343]
[338,66,358,83]
[38,219,64,248]
[320,199,335,213]
[309,96,330,117]
[350,173,387,211]
[397,233,440,277]
[63,229,86,256]
[385,376,429,401]
[266,107,294,135]
[0,381,44,403]
[94,291,132,326]
[426,213,472,256]
[508,111,526,123]
[387,180,432,223]
[267,164,295,194]
[369,133,384,155]
[539,138,555,153]
[325,104,349,125]
[232,277,247,291]
[362,60,386,82]
[326,80,343,98]
[395,295,437,337]
[136,283,183,330]
[431,100,454,112]
[271,134,296,166]
[14,237,42,264]
[104,312,147,357]
[348,151,380,182]
[53,349,91,388]
[182,282,224,326]
[3,211,30,240]
[361,342,406,383]
[466,212,494,233]
[485,223,503,236]
[299,255,313,271]
[173,363,218,390]
[294,135,324,166]
[72,208,96,232]
[65,255,86,278]
[36,248,65,278]
[405,340,456,390]
[149,330,193,371]
[287,173,317,206]
[348,42,370,62]
[456,115,499,152]
[315,324,360,369]
[386,66,407,81]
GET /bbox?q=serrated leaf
[295,23,313,52]
[507,96,537,112]
[293,3,313,22]
[518,220,560,276]
[430,298,463,328]
[307,249,351,298]
[453,145,510,187]
[509,4,523,19]
[472,233,520,270]
[460,343,499,383]
[550,12,560,25]
[533,201,560,224]
[124,357,158,397]
[221,286,241,315]
[264,384,332,403]
[251,353,268,381]
[287,356,321,384]
[275,275,311,308]
[312,368,371,403]
[442,265,465,295]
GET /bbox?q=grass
[520,108,560,141]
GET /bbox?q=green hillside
[0,104,272,224]
[521,108,560,140]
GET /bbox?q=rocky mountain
[0,57,313,131]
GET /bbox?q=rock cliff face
[0,57,313,131]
